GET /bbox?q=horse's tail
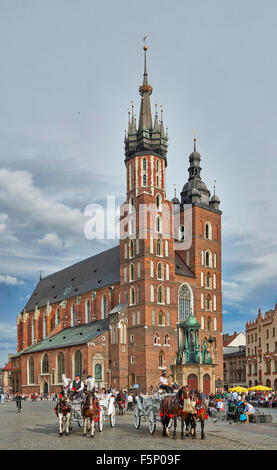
[160,397,170,424]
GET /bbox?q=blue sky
[1,0,277,366]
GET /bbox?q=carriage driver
[69,374,84,400]
[159,370,174,393]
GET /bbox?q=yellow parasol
[248,385,272,391]
[228,386,248,393]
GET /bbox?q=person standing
[15,392,22,412]
[127,393,133,411]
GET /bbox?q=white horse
[56,380,72,436]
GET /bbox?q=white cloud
[0,168,86,237]
[37,232,63,249]
[0,274,24,285]
[222,279,245,305]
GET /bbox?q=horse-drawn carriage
[134,393,173,434]
[56,375,115,437]
[134,387,208,440]
[97,393,116,429]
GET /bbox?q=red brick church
[12,45,223,396]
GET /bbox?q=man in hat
[159,370,173,393]
[69,374,84,401]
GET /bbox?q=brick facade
[13,48,223,395]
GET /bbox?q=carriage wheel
[98,409,104,432]
[134,405,141,429]
[148,410,156,435]
[110,412,116,428]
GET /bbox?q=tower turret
[124,43,168,163]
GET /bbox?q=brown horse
[160,387,208,440]
[82,390,100,438]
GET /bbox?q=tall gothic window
[143,158,147,171]
[74,350,82,379]
[42,353,49,374]
[28,356,35,384]
[156,194,161,211]
[157,262,163,280]
[178,284,192,321]
[130,286,135,305]
[157,238,162,256]
[156,215,162,233]
[206,295,212,311]
[57,352,65,383]
[129,263,134,281]
[157,285,164,304]
[130,239,134,258]
[143,174,147,186]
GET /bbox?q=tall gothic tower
[120,44,178,391]
[119,44,223,393]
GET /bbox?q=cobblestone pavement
[0,402,276,450]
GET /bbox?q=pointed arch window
[130,286,135,306]
[157,262,163,280]
[129,239,134,258]
[154,333,160,345]
[178,284,192,321]
[157,238,163,256]
[159,350,165,368]
[28,357,35,384]
[156,194,161,211]
[205,222,212,240]
[74,350,82,379]
[57,352,65,383]
[157,285,164,304]
[158,311,165,325]
[42,353,49,374]
[156,215,162,233]
[164,334,170,346]
[206,295,212,312]
[143,174,147,186]
[129,263,134,281]
[206,272,212,289]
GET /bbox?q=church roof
[175,253,195,278]
[21,318,109,354]
[22,245,195,315]
[23,245,120,313]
